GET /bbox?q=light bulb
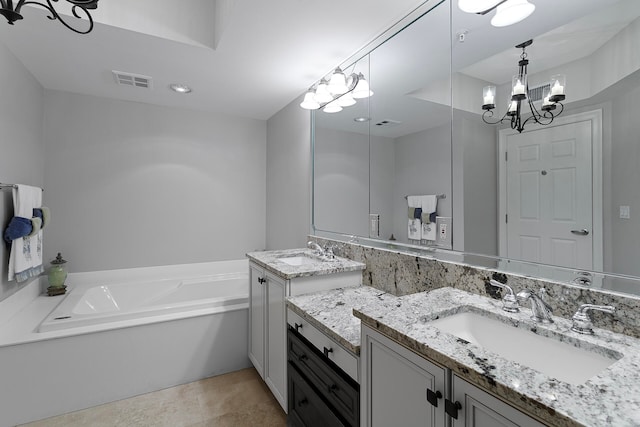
[300,89,320,110]
[491,0,535,27]
[314,79,334,103]
[327,68,348,95]
[458,0,503,13]
[352,73,373,99]
[323,102,343,113]
[336,92,356,107]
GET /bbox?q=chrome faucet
[517,288,553,323]
[488,280,519,313]
[571,304,616,335]
[307,240,324,256]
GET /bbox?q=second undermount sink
[429,310,622,385]
[277,255,318,266]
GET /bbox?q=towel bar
[0,183,44,191]
[404,194,446,200]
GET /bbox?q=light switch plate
[620,205,630,219]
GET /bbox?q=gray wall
[265,97,312,250]
[392,124,452,244]
[42,91,266,273]
[0,43,45,302]
[611,83,640,277]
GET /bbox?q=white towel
[420,195,437,215]
[407,195,422,208]
[422,222,436,241]
[408,218,421,240]
[8,185,44,282]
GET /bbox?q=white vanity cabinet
[361,325,545,427]
[248,261,362,413]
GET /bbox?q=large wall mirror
[313,0,640,296]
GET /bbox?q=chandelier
[0,0,99,34]
[481,40,566,134]
[299,67,373,113]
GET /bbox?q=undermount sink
[429,310,622,385]
[277,255,318,266]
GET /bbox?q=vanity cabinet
[248,261,361,412]
[361,325,545,427]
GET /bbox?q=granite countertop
[286,286,399,355]
[246,248,365,280]
[353,287,640,427]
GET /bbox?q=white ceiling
[0,0,426,120]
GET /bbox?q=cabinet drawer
[287,309,359,381]
[288,328,359,427]
[288,362,346,427]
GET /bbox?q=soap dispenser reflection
[47,252,68,296]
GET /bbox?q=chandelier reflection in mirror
[299,66,373,113]
[0,0,99,34]
[482,40,566,134]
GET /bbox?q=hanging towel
[422,221,437,241]
[420,195,437,217]
[8,185,44,283]
[407,196,422,240]
[408,218,421,240]
[3,217,32,243]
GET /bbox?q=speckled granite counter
[353,287,640,427]
[247,248,365,280]
[286,286,398,355]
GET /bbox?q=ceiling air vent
[528,83,550,102]
[375,119,402,127]
[112,70,153,89]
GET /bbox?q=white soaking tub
[39,272,247,332]
[0,260,251,427]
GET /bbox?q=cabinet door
[451,374,546,427]
[248,264,266,379]
[266,272,287,411]
[362,326,446,427]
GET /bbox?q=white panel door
[505,120,593,270]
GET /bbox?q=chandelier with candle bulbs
[0,0,99,34]
[299,66,373,113]
[481,40,566,134]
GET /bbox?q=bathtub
[39,272,248,332]
[0,260,251,427]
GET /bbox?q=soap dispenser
[47,252,68,296]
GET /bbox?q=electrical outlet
[369,214,380,238]
[435,216,452,248]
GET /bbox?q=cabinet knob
[445,399,462,419]
[258,277,266,284]
[323,347,333,357]
[297,398,308,407]
[294,323,303,332]
[329,383,339,394]
[426,388,443,407]
[298,354,308,362]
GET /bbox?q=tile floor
[20,368,287,427]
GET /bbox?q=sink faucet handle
[571,304,616,335]
[488,280,519,313]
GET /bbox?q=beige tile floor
[19,368,287,427]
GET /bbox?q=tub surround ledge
[246,248,365,280]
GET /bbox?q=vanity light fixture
[0,0,99,34]
[481,40,565,134]
[299,67,373,113]
[169,84,192,94]
[458,0,535,27]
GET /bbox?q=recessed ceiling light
[354,117,370,122]
[169,84,192,94]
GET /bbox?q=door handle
[571,229,589,236]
